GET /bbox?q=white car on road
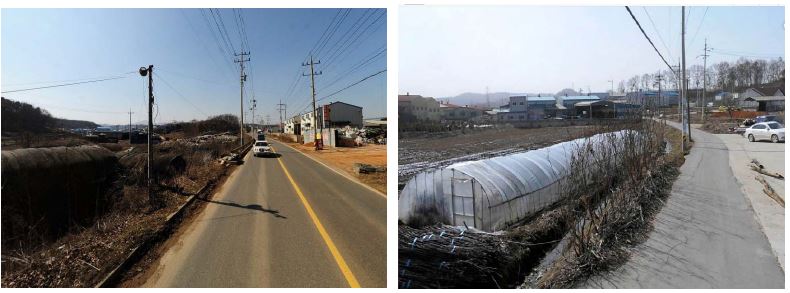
[253,141,273,157]
[745,121,785,143]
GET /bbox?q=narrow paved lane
[586,120,783,288]
[143,138,386,288]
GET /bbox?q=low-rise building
[398,94,441,121]
[496,96,529,121]
[300,112,315,133]
[743,96,785,112]
[317,101,363,128]
[739,87,785,109]
[439,103,486,121]
[284,116,302,135]
[526,96,558,119]
[575,100,641,118]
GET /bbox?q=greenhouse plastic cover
[398,130,631,231]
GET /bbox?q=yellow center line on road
[270,146,361,288]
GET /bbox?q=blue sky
[2,8,387,125]
[400,6,784,97]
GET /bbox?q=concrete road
[585,120,784,289]
[714,132,785,270]
[142,139,386,287]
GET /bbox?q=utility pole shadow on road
[196,197,287,219]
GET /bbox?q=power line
[321,17,386,75]
[2,72,133,87]
[709,49,782,58]
[313,9,352,58]
[236,9,255,100]
[284,9,346,101]
[1,74,133,93]
[153,72,210,118]
[625,6,678,78]
[317,69,386,103]
[320,9,375,66]
[210,8,237,55]
[157,68,234,86]
[181,9,236,82]
[199,8,237,76]
[294,68,386,116]
[642,7,674,62]
[298,9,384,115]
[30,102,128,114]
[689,7,709,46]
[322,10,386,71]
[319,46,386,94]
[232,8,247,51]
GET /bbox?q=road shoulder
[713,132,785,271]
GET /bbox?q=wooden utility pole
[302,56,322,150]
[235,51,250,146]
[138,65,155,207]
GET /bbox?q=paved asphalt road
[142,138,386,287]
[586,120,784,289]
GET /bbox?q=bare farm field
[398,124,635,190]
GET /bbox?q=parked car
[755,115,778,123]
[253,141,273,157]
[745,122,785,143]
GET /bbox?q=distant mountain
[437,91,554,108]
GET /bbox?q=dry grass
[532,121,684,288]
[1,138,239,287]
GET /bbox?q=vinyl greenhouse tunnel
[398,131,633,232]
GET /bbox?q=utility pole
[681,6,691,146]
[138,65,156,208]
[608,80,614,93]
[486,86,490,108]
[302,56,322,150]
[250,96,257,131]
[277,100,287,133]
[655,72,663,116]
[234,51,250,146]
[695,79,701,116]
[128,109,134,141]
[701,38,711,122]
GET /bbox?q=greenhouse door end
[451,176,476,229]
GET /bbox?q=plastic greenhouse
[398,131,632,232]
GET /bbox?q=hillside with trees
[617,57,785,94]
[1,97,56,134]
[1,97,100,134]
